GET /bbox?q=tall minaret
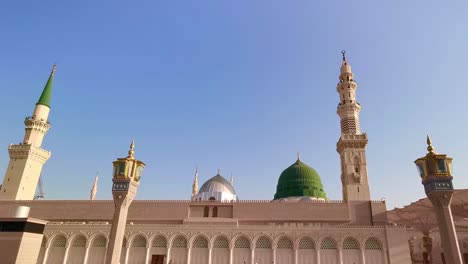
[0,65,56,200]
[192,167,199,199]
[336,52,370,201]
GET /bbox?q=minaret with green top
[0,65,56,200]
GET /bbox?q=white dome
[194,174,237,201]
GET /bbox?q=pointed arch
[297,236,316,264]
[232,235,251,264]
[320,236,338,264]
[364,237,384,264]
[297,236,315,249]
[192,236,209,248]
[88,235,107,264]
[320,236,337,249]
[170,234,188,248]
[212,235,230,264]
[275,236,294,264]
[128,235,147,264]
[48,234,67,264]
[342,236,360,249]
[342,236,360,264]
[191,235,209,264]
[68,234,87,264]
[170,235,188,264]
[365,237,382,250]
[276,236,294,249]
[212,234,230,249]
[254,235,273,264]
[151,235,168,248]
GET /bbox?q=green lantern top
[36,64,56,108]
[274,158,327,200]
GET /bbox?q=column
[251,248,255,264]
[145,246,151,264]
[187,247,192,264]
[83,244,91,264]
[338,248,343,264]
[316,249,320,264]
[166,247,171,264]
[294,248,298,264]
[62,241,71,264]
[272,247,276,263]
[229,247,233,264]
[360,249,366,264]
[124,247,130,264]
[42,244,51,264]
[208,247,213,264]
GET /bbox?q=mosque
[1,54,454,264]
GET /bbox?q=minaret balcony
[336,134,368,152]
[24,117,51,133]
[8,143,51,162]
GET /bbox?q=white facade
[37,223,393,264]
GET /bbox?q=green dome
[274,159,326,200]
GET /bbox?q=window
[152,236,167,248]
[193,237,208,248]
[203,207,209,217]
[234,237,250,248]
[365,238,382,250]
[72,236,86,247]
[213,207,218,217]
[92,236,107,247]
[52,236,66,247]
[343,237,359,249]
[213,237,229,248]
[131,235,146,248]
[277,238,293,249]
[298,237,315,249]
[255,237,272,249]
[172,236,187,248]
[320,238,337,249]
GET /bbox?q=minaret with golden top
[0,65,56,200]
[336,52,371,201]
[106,140,145,264]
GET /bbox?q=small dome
[194,173,238,201]
[274,159,326,200]
[199,174,236,195]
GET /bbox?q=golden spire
[297,152,301,161]
[128,139,135,158]
[426,135,435,153]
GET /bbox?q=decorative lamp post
[414,136,462,264]
[105,140,145,264]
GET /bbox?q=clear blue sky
[0,1,467,208]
